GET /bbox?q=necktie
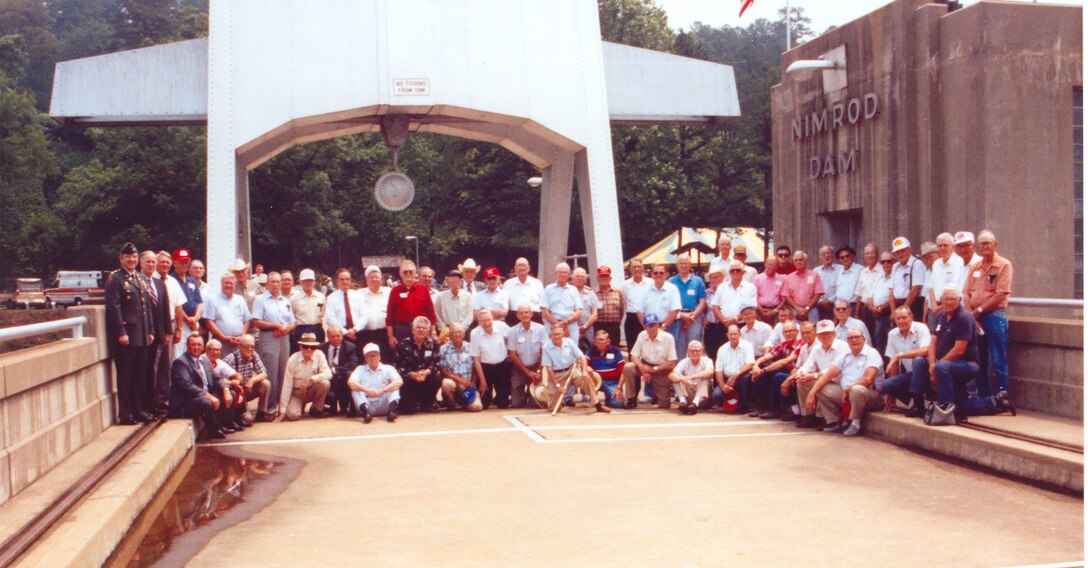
[343,291,354,329]
[332,346,339,363]
[149,278,158,307]
[195,358,207,390]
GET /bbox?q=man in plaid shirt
[748,321,805,420]
[223,334,271,422]
[593,266,625,349]
[439,324,482,411]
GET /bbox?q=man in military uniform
[105,242,155,425]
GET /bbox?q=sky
[656,0,1083,37]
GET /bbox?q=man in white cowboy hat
[348,343,403,423]
[227,257,263,311]
[542,324,610,413]
[460,258,484,298]
[274,332,332,421]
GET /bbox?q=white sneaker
[638,395,652,403]
[842,423,862,437]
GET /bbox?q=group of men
[105,228,1013,441]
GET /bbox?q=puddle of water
[108,445,304,567]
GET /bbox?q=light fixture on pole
[527,176,543,188]
[405,235,419,268]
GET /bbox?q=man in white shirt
[621,259,652,356]
[739,305,773,357]
[953,231,984,287]
[813,245,843,320]
[357,265,391,359]
[502,257,544,326]
[348,343,402,423]
[811,328,886,436]
[637,263,682,340]
[470,311,512,409]
[832,299,871,345]
[290,268,326,353]
[890,237,927,321]
[325,268,367,354]
[572,267,602,347]
[670,340,715,414]
[620,313,677,409]
[732,245,759,284]
[274,332,332,421]
[709,235,733,274]
[853,243,881,342]
[713,324,755,413]
[711,260,757,329]
[926,233,964,329]
[834,246,862,314]
[868,252,897,357]
[794,320,849,430]
[879,306,932,418]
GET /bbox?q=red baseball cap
[597,265,612,276]
[484,266,500,279]
[172,248,191,262]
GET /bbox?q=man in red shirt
[385,261,437,350]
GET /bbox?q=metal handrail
[0,316,88,342]
[1007,297,1083,308]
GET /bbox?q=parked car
[2,278,55,309]
[45,270,107,306]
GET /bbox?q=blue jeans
[770,371,796,412]
[601,379,624,408]
[979,311,1009,394]
[711,372,752,411]
[934,360,995,419]
[879,357,929,403]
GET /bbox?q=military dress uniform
[105,245,155,424]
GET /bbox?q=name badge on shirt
[972,271,981,278]
[935,324,941,332]
[424,350,432,357]
[687,289,696,296]
[400,292,409,298]
[517,336,526,344]
[605,353,615,359]
[806,276,814,284]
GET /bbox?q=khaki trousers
[285,379,330,420]
[621,365,672,408]
[814,383,885,424]
[795,378,818,417]
[546,365,598,409]
[673,378,710,404]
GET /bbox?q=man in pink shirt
[754,256,787,324]
[784,250,824,322]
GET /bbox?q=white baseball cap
[362,343,381,355]
[299,268,316,281]
[954,231,975,245]
[815,320,835,334]
[364,265,382,277]
[891,237,911,252]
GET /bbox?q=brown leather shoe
[595,402,611,413]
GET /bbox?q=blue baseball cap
[643,313,661,326]
[460,386,478,408]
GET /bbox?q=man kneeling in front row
[806,328,885,436]
[349,343,403,423]
[542,325,611,413]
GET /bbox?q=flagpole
[786,0,792,50]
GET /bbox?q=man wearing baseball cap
[474,266,510,322]
[732,245,758,283]
[348,343,402,423]
[620,313,678,409]
[810,327,886,436]
[169,248,204,356]
[890,237,926,322]
[290,268,326,353]
[794,320,849,430]
[953,231,982,287]
[593,265,624,348]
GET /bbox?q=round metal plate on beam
[374,171,415,211]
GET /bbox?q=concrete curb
[866,413,1084,493]
[13,420,194,567]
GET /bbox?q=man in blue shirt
[667,254,707,359]
[930,284,996,423]
[586,329,625,408]
[542,325,610,413]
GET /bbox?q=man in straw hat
[273,332,332,421]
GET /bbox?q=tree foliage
[0,0,806,281]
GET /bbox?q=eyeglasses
[838,255,852,260]
[652,271,666,275]
[777,253,789,258]
[833,307,849,311]
[880,260,895,264]
[729,269,743,273]
[300,346,316,351]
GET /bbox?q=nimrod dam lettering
[792,93,879,179]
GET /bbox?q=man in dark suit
[105,242,154,425]
[140,250,174,416]
[323,325,359,415]
[170,334,228,439]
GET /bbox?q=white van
[45,271,106,306]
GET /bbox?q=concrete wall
[0,306,112,506]
[771,0,1082,300]
[1008,316,1083,419]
